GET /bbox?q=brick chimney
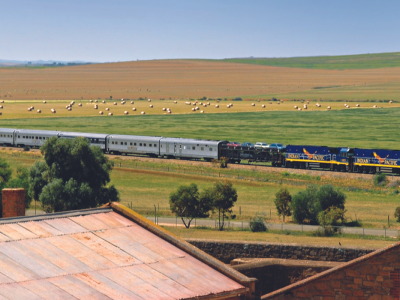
[2,188,25,218]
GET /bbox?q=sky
[1,0,399,62]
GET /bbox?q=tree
[211,181,237,230]
[317,206,347,236]
[29,137,119,212]
[316,184,346,212]
[274,187,292,222]
[6,167,32,208]
[169,183,212,228]
[291,184,347,225]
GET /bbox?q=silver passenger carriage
[14,129,59,148]
[58,132,109,150]
[107,135,162,156]
[0,128,16,146]
[159,138,226,160]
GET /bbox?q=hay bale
[131,101,134,104]
[251,103,255,106]
[294,105,298,109]
[113,102,117,105]
[108,112,113,116]
[150,104,153,108]
[95,100,98,103]
[200,110,204,113]
[99,111,103,115]
[163,108,166,111]
[373,105,377,108]
[262,104,265,108]
[215,105,219,108]
[37,109,41,113]
[327,106,331,110]
[174,101,177,104]
[141,111,146,115]
[78,103,82,106]
[94,105,98,109]
[148,99,151,102]
[68,107,72,111]
[90,100,93,103]
[227,104,230,108]
[124,111,129,115]
[356,104,360,107]
[106,107,109,111]
[132,108,136,111]
[43,101,46,104]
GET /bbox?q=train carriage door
[166,143,169,154]
[179,144,182,155]
[174,143,177,154]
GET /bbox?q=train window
[124,142,127,145]
[144,143,146,146]
[112,141,114,144]
[192,146,195,150]
[36,136,38,139]
[121,142,123,145]
[154,144,157,147]
[134,143,137,146]
[149,144,152,147]
[139,143,142,146]
[209,148,213,151]
[18,135,20,138]
[130,142,132,145]
[39,137,42,140]
[201,147,204,151]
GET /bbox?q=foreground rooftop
[0,203,254,300]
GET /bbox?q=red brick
[355,278,363,284]
[2,188,25,218]
[354,290,364,296]
[331,281,341,288]
[346,270,360,277]
[315,282,329,290]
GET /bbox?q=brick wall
[261,243,400,300]
[2,188,25,218]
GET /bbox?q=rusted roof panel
[20,279,77,300]
[0,210,246,299]
[69,214,112,231]
[48,275,112,300]
[43,218,87,234]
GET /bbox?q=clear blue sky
[1,0,399,62]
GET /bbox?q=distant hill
[215,52,400,70]
[0,59,93,67]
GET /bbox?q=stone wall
[185,239,375,264]
[261,243,400,299]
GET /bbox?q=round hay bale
[192,108,195,111]
[166,108,170,111]
[31,106,34,109]
[68,107,72,111]
[131,101,134,104]
[150,104,153,108]
[227,104,230,108]
[204,104,207,107]
[90,100,93,103]
[229,103,233,106]
[0,112,2,115]
[108,112,113,116]
[102,100,105,103]
[269,101,272,104]
[132,107,136,111]
[389,100,393,104]
[373,105,377,108]
[294,106,298,109]
[303,105,307,109]
[51,109,56,113]
[199,102,203,105]
[43,101,46,104]
[185,102,191,105]
[78,103,82,106]
[356,104,360,107]
[298,108,302,111]
[106,107,109,111]
[200,110,204,113]
[327,106,331,110]
[162,108,166,111]
[167,111,171,114]
[174,101,177,104]
[113,102,117,105]
[141,111,146,115]
[94,105,98,109]
[94,100,98,103]
[124,111,129,115]
[28,108,32,111]
[37,109,41,113]
[215,105,219,108]
[262,104,265,108]
[148,99,151,102]
[99,111,103,115]
[251,103,255,106]
[0,100,3,103]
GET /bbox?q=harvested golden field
[1,60,400,100]
[0,99,399,119]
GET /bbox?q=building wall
[2,188,25,218]
[262,246,400,300]
[186,239,374,264]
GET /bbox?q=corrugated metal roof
[0,211,245,299]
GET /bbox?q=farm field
[218,52,400,70]
[1,104,400,149]
[1,58,400,101]
[3,149,400,230]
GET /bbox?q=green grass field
[1,107,400,149]
[3,149,400,229]
[215,52,400,70]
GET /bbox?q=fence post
[363,228,364,237]
[154,205,156,224]
[385,228,386,239]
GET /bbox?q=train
[1,127,400,174]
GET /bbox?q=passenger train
[1,127,400,175]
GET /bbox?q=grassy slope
[216,52,400,70]
[1,108,400,149]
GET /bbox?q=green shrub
[374,173,388,186]
[249,213,268,232]
[394,207,400,222]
